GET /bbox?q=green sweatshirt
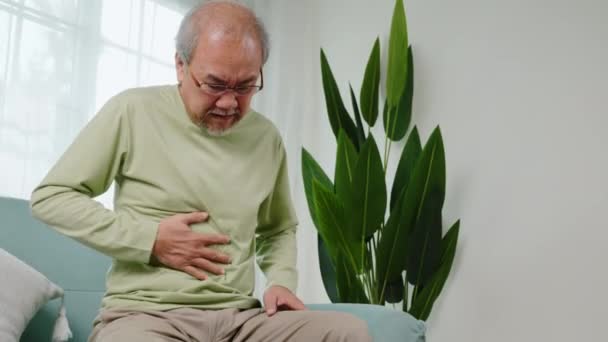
[30,85,298,311]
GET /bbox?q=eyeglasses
[187,67,264,97]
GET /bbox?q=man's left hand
[263,285,307,316]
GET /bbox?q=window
[0,0,187,200]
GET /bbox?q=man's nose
[215,92,238,110]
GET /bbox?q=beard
[196,108,242,136]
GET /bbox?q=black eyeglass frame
[187,67,264,97]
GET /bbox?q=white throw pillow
[0,248,72,342]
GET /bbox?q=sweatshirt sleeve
[30,93,158,264]
[255,140,299,292]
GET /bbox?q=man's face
[176,31,263,135]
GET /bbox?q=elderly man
[30,1,371,341]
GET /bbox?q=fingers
[289,297,307,310]
[264,286,307,316]
[264,294,304,316]
[184,265,208,281]
[155,211,232,280]
[199,233,231,246]
[191,258,225,275]
[264,292,278,316]
[199,248,232,264]
[173,212,231,246]
[180,252,229,280]
[179,211,209,225]
[280,295,307,311]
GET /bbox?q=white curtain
[0,0,193,205]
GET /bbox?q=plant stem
[361,230,365,293]
[360,264,372,304]
[368,240,378,304]
[363,243,370,302]
[379,130,394,303]
[368,243,379,304]
[370,235,377,287]
[371,227,382,303]
[384,140,393,176]
[403,273,409,312]
[383,134,389,173]
[379,273,388,305]
[367,272,375,304]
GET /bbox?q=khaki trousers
[89,307,372,342]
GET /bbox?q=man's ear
[175,53,185,84]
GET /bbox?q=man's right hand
[151,212,231,281]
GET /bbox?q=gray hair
[175,0,270,65]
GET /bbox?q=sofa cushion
[0,196,110,342]
[0,248,70,342]
[308,303,426,342]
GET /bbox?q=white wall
[252,0,608,341]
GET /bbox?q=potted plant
[301,0,460,321]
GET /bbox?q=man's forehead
[192,62,259,82]
[198,27,261,52]
[188,37,262,78]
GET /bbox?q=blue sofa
[0,196,425,341]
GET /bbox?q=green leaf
[304,147,349,304]
[320,49,361,149]
[390,126,421,212]
[335,130,359,208]
[409,220,460,320]
[301,148,333,230]
[349,84,366,146]
[407,187,442,287]
[376,127,446,302]
[360,38,381,127]
[376,189,410,303]
[386,0,409,108]
[312,181,363,271]
[406,127,446,287]
[351,134,386,240]
[384,46,414,141]
[318,236,339,302]
[336,254,369,303]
